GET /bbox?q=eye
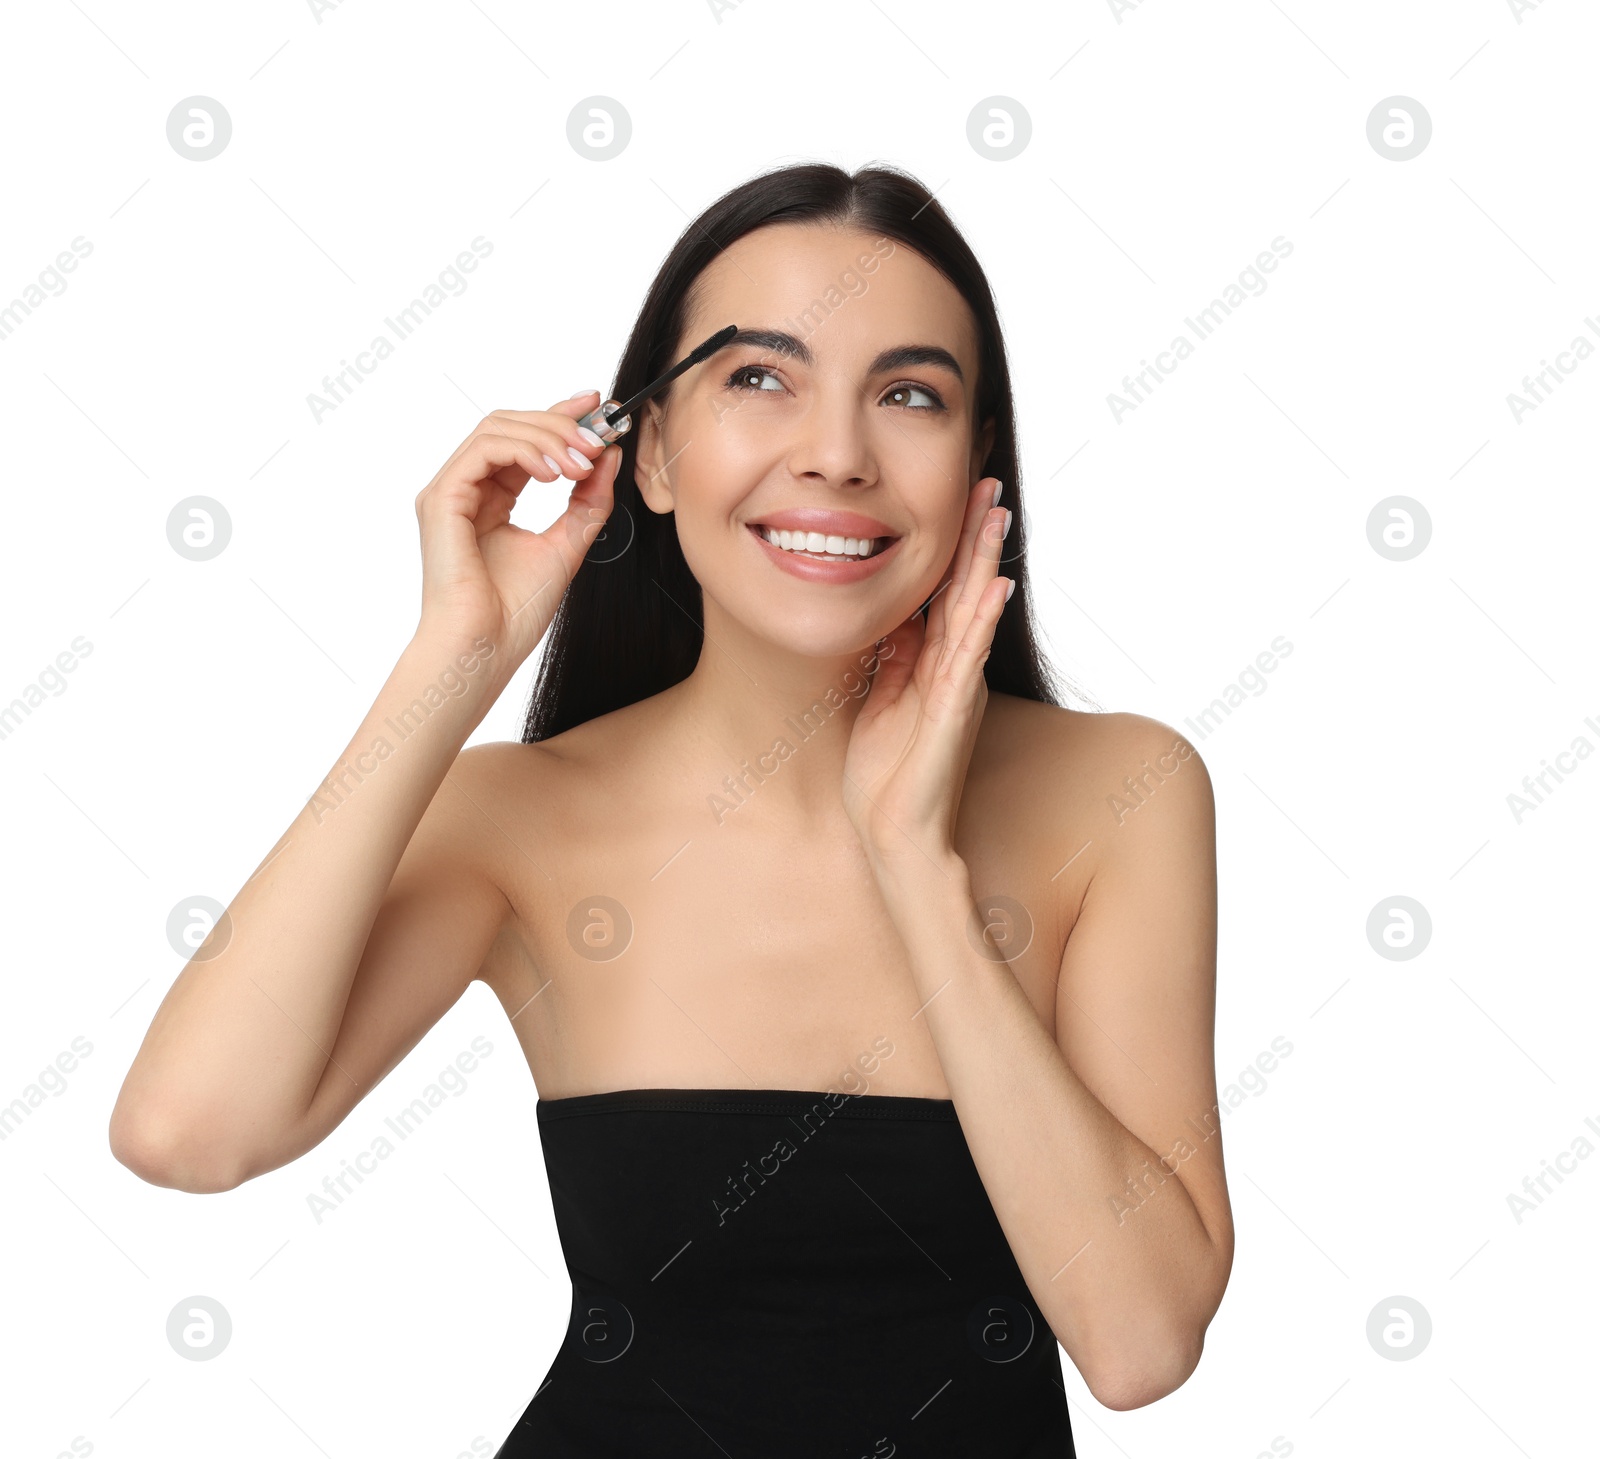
[723,366,945,412]
[881,382,945,412]
[725,363,787,393]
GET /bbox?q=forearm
[867,845,1226,1406]
[112,632,504,1165]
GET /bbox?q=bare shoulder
[445,738,560,816]
[982,693,1209,789]
[442,733,592,868]
[976,694,1215,871]
[447,695,651,799]
[433,737,583,996]
[425,740,554,894]
[440,696,669,893]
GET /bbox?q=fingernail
[1002,508,1013,538]
[991,480,1003,508]
[1005,578,1016,603]
[567,447,592,470]
[542,453,564,476]
[576,426,605,449]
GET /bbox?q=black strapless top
[493,1087,1076,1457]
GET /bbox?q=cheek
[664,455,755,566]
[677,404,776,480]
[871,517,951,601]
[893,440,956,498]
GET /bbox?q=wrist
[867,846,982,970]
[395,631,511,713]
[863,834,971,895]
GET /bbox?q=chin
[741,609,899,665]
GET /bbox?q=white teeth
[758,525,885,559]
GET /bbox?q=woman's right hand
[412,391,622,665]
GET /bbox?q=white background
[2,1,1595,1456]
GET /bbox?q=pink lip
[747,508,898,540]
[747,523,902,583]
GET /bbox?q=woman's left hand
[843,477,1013,869]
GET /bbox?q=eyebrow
[717,327,966,384]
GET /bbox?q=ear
[970,415,997,483]
[632,400,676,514]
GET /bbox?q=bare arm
[861,715,1230,1410]
[109,393,623,1193]
[109,635,513,1192]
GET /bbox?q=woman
[110,162,1232,1456]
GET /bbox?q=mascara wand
[577,324,739,444]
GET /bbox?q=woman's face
[633,223,995,658]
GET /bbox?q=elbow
[108,1103,249,1194]
[1086,1326,1205,1411]
[1083,1233,1232,1409]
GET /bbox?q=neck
[661,608,892,829]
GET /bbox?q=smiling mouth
[749,524,897,562]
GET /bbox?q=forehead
[682,223,979,380]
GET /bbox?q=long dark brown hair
[521,160,1083,743]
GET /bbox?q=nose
[783,377,878,489]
